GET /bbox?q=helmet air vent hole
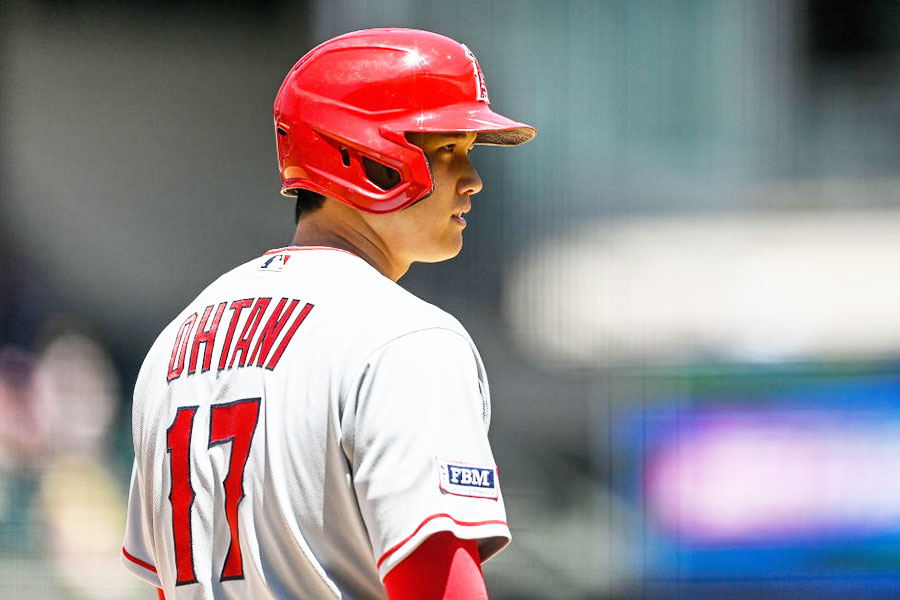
[362,157,401,191]
[339,146,351,167]
[277,127,287,136]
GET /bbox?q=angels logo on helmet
[461,44,490,104]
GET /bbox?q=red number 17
[167,397,261,585]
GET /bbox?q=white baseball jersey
[122,246,510,598]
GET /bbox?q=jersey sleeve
[122,461,162,588]
[344,328,510,580]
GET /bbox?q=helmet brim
[387,102,536,147]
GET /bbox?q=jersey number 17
[166,397,261,585]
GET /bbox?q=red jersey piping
[122,547,158,574]
[376,514,508,569]
[263,246,361,258]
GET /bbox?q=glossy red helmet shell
[273,28,536,213]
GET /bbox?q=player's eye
[440,143,456,153]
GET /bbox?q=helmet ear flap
[276,93,435,212]
[328,140,402,191]
[277,109,434,213]
[374,126,434,206]
[361,157,401,191]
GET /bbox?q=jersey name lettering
[167,297,314,382]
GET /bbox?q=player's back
[123,246,482,599]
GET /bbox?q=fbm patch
[437,458,498,500]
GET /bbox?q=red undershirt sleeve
[383,532,489,600]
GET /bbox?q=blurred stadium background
[3,0,900,598]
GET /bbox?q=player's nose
[457,158,483,196]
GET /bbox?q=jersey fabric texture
[122,247,510,599]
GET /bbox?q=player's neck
[291,208,410,282]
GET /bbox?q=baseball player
[122,28,535,599]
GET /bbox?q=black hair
[292,189,326,223]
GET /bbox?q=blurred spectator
[32,323,119,460]
[31,326,142,597]
[0,325,143,597]
[0,347,41,554]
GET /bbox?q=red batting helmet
[273,28,536,213]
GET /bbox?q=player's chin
[418,235,464,264]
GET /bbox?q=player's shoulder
[357,269,461,330]
[317,250,467,340]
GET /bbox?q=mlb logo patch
[259,253,292,272]
[437,458,498,500]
